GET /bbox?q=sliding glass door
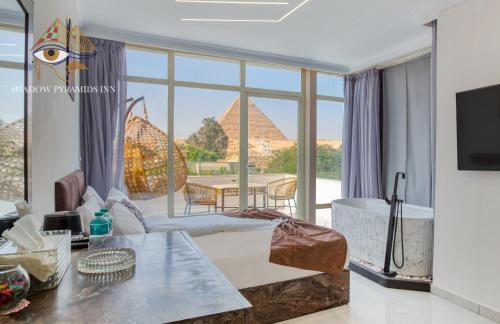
[315,73,344,227]
[247,96,299,216]
[173,87,239,215]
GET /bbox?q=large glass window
[126,48,168,80]
[174,87,239,215]
[246,63,301,92]
[175,53,239,86]
[0,28,24,63]
[124,48,169,215]
[248,97,298,216]
[126,47,344,221]
[317,73,344,98]
[315,73,344,227]
[0,67,24,215]
[0,23,25,215]
[125,82,169,216]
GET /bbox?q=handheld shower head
[392,172,406,196]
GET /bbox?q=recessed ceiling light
[181,18,278,22]
[277,0,308,21]
[176,0,288,4]
[180,0,310,22]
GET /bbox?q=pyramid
[219,97,288,142]
[219,97,295,168]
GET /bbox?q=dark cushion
[54,170,85,212]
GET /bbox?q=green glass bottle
[100,208,113,234]
[90,212,109,237]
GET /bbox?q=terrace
[133,173,341,228]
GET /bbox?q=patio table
[210,183,267,211]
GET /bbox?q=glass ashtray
[77,248,135,275]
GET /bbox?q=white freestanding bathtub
[332,198,433,277]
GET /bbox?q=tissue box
[0,230,71,292]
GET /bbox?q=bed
[55,171,350,323]
[191,226,349,323]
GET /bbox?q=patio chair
[266,177,297,216]
[183,182,218,215]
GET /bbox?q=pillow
[120,199,149,232]
[82,186,105,209]
[76,196,102,233]
[106,188,138,211]
[110,203,146,235]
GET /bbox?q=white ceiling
[76,0,463,72]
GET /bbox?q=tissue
[1,215,44,251]
[0,216,62,282]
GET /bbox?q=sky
[127,49,345,141]
[0,29,24,64]
[0,34,344,141]
[0,29,25,124]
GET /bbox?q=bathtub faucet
[392,172,406,196]
[384,172,406,205]
[383,171,406,276]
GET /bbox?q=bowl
[0,265,30,312]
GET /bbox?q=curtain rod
[350,47,431,75]
[83,24,349,74]
[376,48,431,70]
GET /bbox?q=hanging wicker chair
[124,97,187,199]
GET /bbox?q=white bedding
[144,214,349,289]
[146,214,278,236]
[193,227,324,289]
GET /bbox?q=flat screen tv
[456,84,500,170]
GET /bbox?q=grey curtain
[342,69,382,199]
[382,56,432,207]
[80,38,127,199]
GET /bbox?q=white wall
[434,0,500,316]
[31,0,80,224]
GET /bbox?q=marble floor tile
[280,274,495,324]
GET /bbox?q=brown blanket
[224,209,348,275]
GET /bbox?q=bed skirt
[240,270,350,323]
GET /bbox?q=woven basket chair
[182,182,218,215]
[124,98,187,199]
[266,177,297,216]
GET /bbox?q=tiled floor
[281,272,495,324]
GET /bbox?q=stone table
[6,232,252,323]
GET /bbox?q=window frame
[314,72,345,212]
[0,21,29,205]
[125,44,344,220]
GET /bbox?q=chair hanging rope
[123,97,187,199]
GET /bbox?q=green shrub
[265,144,342,180]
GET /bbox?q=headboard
[54,170,85,212]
